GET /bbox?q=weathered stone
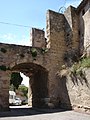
[0,0,90,112]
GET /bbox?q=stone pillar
[64,6,79,50]
[30,28,46,48]
[46,10,66,51]
[63,6,80,66]
[46,10,67,108]
[28,78,32,106]
[83,8,90,57]
[0,71,10,111]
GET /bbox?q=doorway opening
[9,62,48,109]
[9,72,29,107]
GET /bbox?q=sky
[0,0,82,87]
[0,0,82,46]
[20,72,29,87]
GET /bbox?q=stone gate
[0,0,90,111]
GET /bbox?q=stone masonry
[0,0,90,112]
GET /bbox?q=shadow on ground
[0,107,71,118]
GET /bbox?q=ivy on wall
[0,65,7,71]
[0,48,7,53]
[0,65,10,71]
[41,48,48,54]
[31,48,37,57]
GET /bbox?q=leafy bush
[31,48,37,57]
[1,48,7,53]
[41,48,48,54]
[70,57,90,75]
[18,85,28,98]
[81,58,90,68]
[0,65,7,71]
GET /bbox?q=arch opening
[10,62,49,108]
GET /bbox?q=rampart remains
[0,0,90,112]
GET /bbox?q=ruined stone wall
[64,6,80,66]
[31,28,46,48]
[0,43,50,110]
[64,6,79,49]
[0,71,10,111]
[83,8,90,57]
[45,5,90,110]
[46,10,67,107]
[45,8,80,108]
[66,68,90,112]
[0,0,90,111]
[57,67,90,113]
[78,0,90,54]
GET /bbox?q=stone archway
[11,62,49,108]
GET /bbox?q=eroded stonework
[0,0,90,112]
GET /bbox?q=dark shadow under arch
[11,62,49,108]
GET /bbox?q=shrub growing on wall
[31,48,37,57]
[1,48,7,53]
[0,65,7,71]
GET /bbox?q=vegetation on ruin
[70,57,90,75]
[0,65,7,71]
[41,48,48,54]
[31,48,37,57]
[0,65,10,71]
[58,57,90,78]
[0,48,7,53]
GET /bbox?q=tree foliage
[18,85,28,98]
[10,72,23,89]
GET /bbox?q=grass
[70,57,90,75]
[81,57,90,68]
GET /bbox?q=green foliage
[0,65,7,71]
[70,57,90,75]
[1,48,7,53]
[10,72,23,89]
[31,48,37,57]
[41,48,48,54]
[18,85,28,98]
[9,84,15,91]
[80,57,90,68]
[0,65,10,71]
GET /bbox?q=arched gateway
[1,0,90,112]
[0,7,81,111]
[0,42,51,111]
[12,63,49,108]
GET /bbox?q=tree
[10,72,23,90]
[18,85,28,98]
